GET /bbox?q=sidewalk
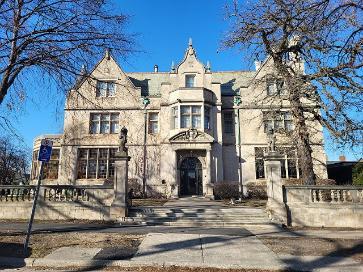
[1,231,362,271]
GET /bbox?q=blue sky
[3,0,361,161]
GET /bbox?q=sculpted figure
[118,126,128,154]
[267,128,276,152]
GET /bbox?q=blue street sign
[38,139,53,162]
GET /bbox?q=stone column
[265,151,287,224]
[110,152,131,219]
[204,148,213,197]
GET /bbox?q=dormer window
[96,80,115,97]
[185,75,195,88]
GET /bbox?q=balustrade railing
[284,185,363,204]
[0,185,113,202]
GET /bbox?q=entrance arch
[179,157,203,196]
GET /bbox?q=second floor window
[263,111,293,133]
[96,81,115,97]
[223,112,234,134]
[172,106,179,129]
[185,75,195,88]
[204,107,211,129]
[148,112,159,134]
[181,105,201,128]
[90,113,119,134]
[266,79,286,96]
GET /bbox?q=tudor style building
[31,40,328,197]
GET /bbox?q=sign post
[24,139,53,253]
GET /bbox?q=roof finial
[206,61,211,72]
[105,48,111,60]
[188,37,193,47]
[171,61,176,72]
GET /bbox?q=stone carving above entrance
[169,129,214,143]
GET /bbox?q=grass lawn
[0,232,143,258]
[261,237,363,263]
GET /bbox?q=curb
[1,257,285,270]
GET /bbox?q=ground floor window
[31,149,60,179]
[77,148,117,179]
[255,147,300,179]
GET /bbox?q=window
[223,112,234,134]
[148,112,159,134]
[77,148,117,179]
[255,147,299,179]
[96,81,115,97]
[171,106,179,129]
[204,107,211,129]
[263,111,294,133]
[180,105,201,128]
[90,113,119,134]
[185,75,195,88]
[31,149,60,179]
[266,79,286,96]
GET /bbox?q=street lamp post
[233,96,244,200]
[142,97,150,197]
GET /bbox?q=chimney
[254,60,261,71]
[339,155,346,161]
[154,64,159,73]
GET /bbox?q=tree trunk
[277,62,317,185]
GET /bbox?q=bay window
[181,106,201,128]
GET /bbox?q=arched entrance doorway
[180,157,203,196]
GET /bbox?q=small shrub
[353,162,363,186]
[214,182,239,200]
[128,178,143,199]
[246,182,267,199]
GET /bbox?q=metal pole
[237,108,244,200]
[24,161,44,253]
[142,109,147,197]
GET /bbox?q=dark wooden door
[180,157,203,196]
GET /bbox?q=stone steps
[124,205,271,227]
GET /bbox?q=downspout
[142,97,150,197]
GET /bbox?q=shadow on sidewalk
[0,242,30,268]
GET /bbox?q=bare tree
[0,136,30,185]
[0,0,133,112]
[224,0,363,184]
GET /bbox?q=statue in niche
[267,128,276,152]
[118,126,128,155]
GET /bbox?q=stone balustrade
[0,184,115,221]
[0,185,113,202]
[282,185,363,228]
[0,186,37,201]
[283,185,363,204]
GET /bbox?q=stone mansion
[31,40,327,197]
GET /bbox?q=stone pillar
[204,149,214,197]
[265,151,288,224]
[110,152,130,219]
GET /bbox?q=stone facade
[31,40,327,197]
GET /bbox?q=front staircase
[124,197,272,227]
